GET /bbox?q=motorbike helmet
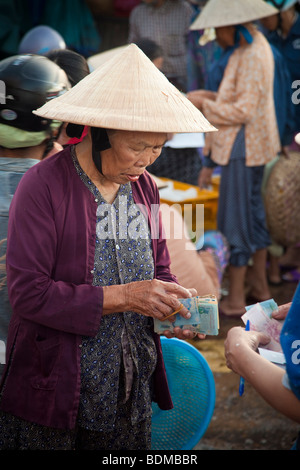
[0,54,70,132]
[18,25,66,55]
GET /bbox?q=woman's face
[101,130,168,184]
[215,26,236,48]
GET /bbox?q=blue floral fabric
[72,148,157,432]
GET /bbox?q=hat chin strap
[66,123,84,139]
[92,144,102,174]
[65,124,111,174]
[91,127,111,175]
[234,25,253,45]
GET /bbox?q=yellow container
[212,174,220,191]
[157,177,219,235]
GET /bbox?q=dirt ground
[189,280,300,451]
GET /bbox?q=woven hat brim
[33,44,216,134]
[190,0,278,30]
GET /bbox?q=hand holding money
[154,295,219,336]
[242,299,283,352]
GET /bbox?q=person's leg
[219,264,247,316]
[217,128,252,315]
[279,245,300,269]
[245,162,272,300]
[247,248,272,301]
[267,253,283,285]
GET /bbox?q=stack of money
[153,294,219,335]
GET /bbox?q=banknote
[245,298,278,318]
[242,299,283,352]
[153,294,219,335]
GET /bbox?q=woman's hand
[187,90,205,110]
[272,302,292,320]
[125,279,205,340]
[198,167,214,189]
[124,279,194,319]
[186,89,217,110]
[163,326,206,341]
[224,327,270,375]
[103,280,205,340]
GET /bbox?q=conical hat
[190,0,278,30]
[88,45,127,70]
[34,44,216,134]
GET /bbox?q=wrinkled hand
[163,326,206,341]
[125,279,205,340]
[224,327,270,375]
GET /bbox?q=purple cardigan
[0,146,175,429]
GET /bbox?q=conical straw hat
[190,0,278,30]
[88,45,127,70]
[33,44,216,134]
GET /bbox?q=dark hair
[46,49,90,87]
[134,38,163,62]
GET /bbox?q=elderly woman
[188,0,281,316]
[0,45,215,450]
